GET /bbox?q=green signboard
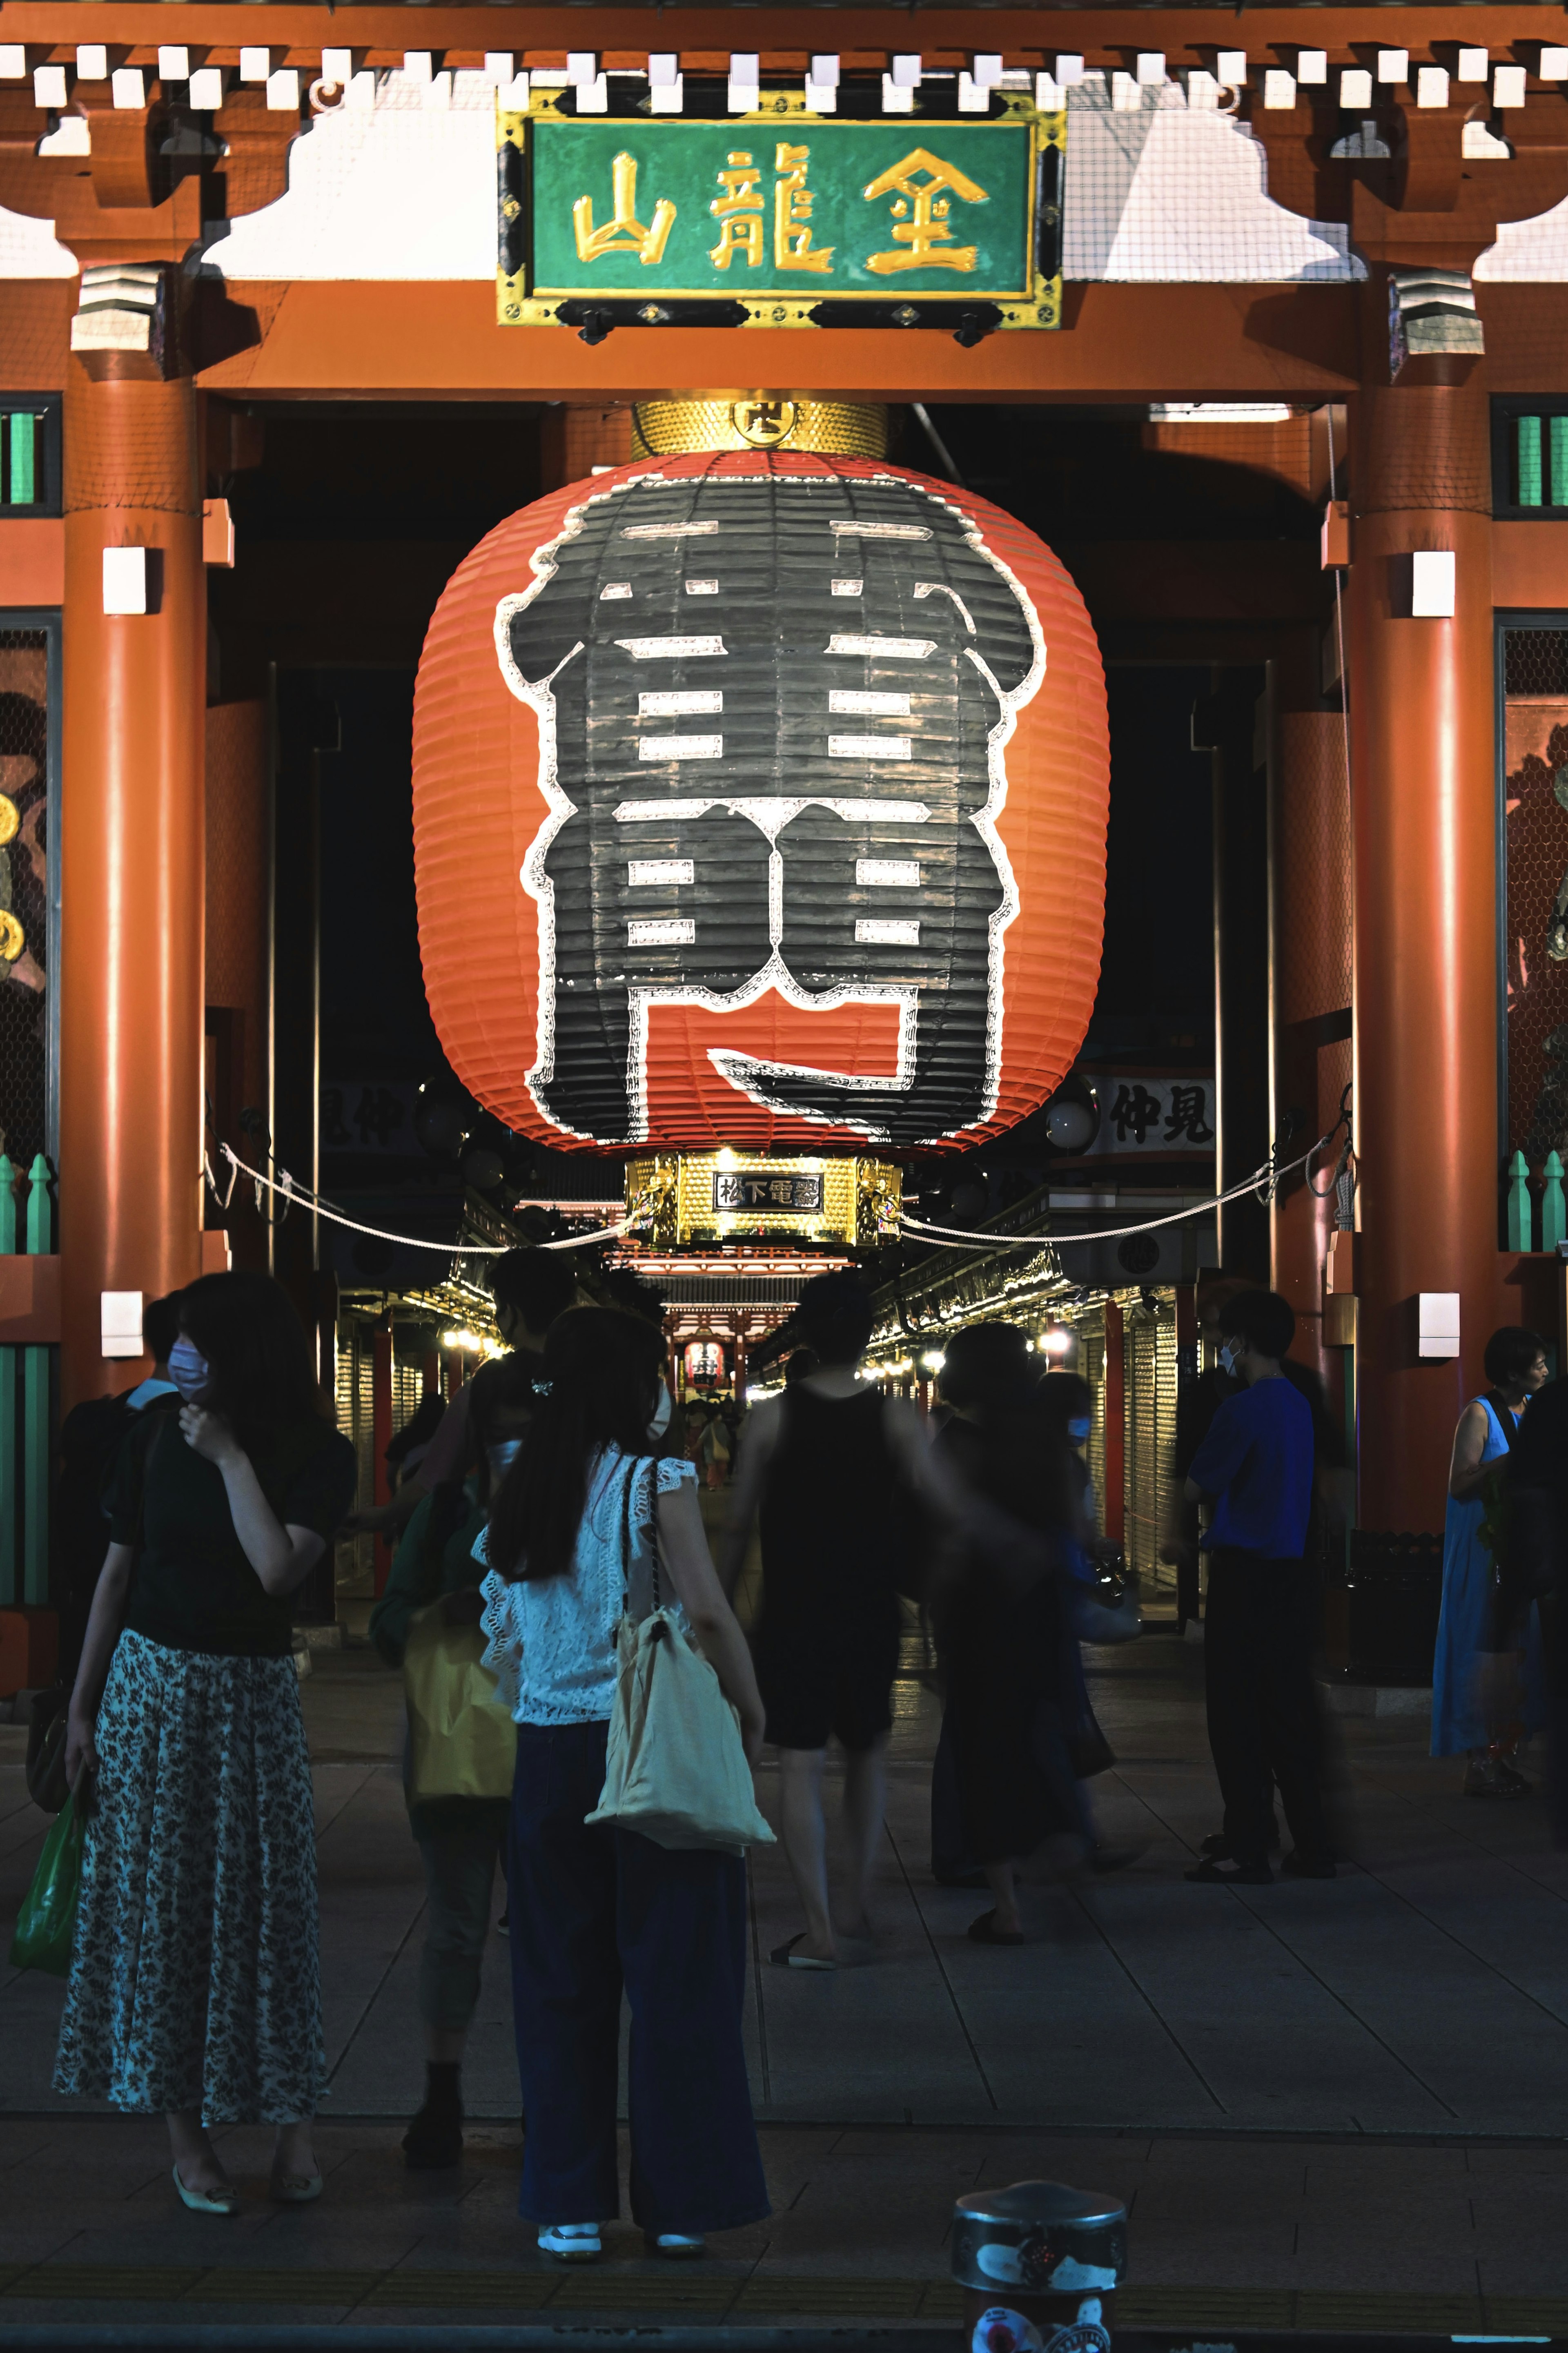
[497,95,1062,332]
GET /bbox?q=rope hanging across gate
[206,1143,649,1256]
[895,1127,1338,1252]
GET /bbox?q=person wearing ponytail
[54,1270,356,2215]
[477,1307,770,2265]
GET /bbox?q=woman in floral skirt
[56,1270,356,2214]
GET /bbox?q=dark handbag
[1070,1548,1143,1646]
[25,1687,70,1815]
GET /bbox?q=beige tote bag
[585,1462,775,1854]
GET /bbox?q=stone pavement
[4,1615,1568,2327]
[0,2116,1566,2334]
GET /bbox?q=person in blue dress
[1432,1326,1550,1794]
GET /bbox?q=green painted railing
[1544,1151,1567,1253]
[1504,1149,1568,1256]
[0,1152,53,1607]
[1507,1150,1532,1251]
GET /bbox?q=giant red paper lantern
[413,450,1108,1155]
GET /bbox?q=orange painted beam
[7,5,1568,65]
[1494,520,1568,608]
[0,520,63,608]
[196,280,1361,401]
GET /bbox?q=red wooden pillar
[58,361,205,1408]
[372,1319,393,1595]
[1270,664,1353,1391]
[1348,361,1497,1533]
[1102,1299,1126,1544]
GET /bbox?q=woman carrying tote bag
[479,1307,770,2264]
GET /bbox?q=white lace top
[477,1446,696,1726]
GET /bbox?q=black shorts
[753,1617,901,1754]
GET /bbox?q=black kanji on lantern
[495,469,1042,1148]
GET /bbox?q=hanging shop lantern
[412,399,1109,1155]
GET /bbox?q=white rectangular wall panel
[102,547,149,615]
[1418,1292,1461,1357]
[1411,550,1457,616]
[101,1290,145,1359]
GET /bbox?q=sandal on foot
[1185,1856,1272,1885]
[645,2231,706,2257]
[270,2170,323,2204]
[539,2223,601,2262]
[769,1933,836,1971]
[967,1910,1025,1945]
[173,2164,239,2217]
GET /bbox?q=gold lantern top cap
[631,396,889,460]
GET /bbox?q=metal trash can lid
[956,2182,1127,2232]
[952,2179,1127,2296]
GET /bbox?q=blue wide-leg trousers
[506,1718,769,2234]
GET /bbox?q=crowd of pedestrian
[36,1248,1568,2255]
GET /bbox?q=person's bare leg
[837,1735,889,1941]
[982,1860,1022,1937]
[167,2108,229,2194]
[272,2118,317,2183]
[776,1745,835,1962]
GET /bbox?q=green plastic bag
[8,1786,86,1976]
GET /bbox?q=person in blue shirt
[1182,1288,1332,1884]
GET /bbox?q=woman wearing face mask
[478,1307,769,2262]
[55,1271,356,2213]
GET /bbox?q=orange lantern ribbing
[413,450,1107,1156]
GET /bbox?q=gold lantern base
[626,1152,900,1251]
[631,397,889,460]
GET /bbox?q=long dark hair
[487,1307,664,1582]
[937,1322,1073,1532]
[177,1270,327,1449]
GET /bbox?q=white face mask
[486,1439,522,1487]
[1219,1340,1241,1377]
[648,1380,673,1440]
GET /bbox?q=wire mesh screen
[0,631,51,1169]
[1502,628,1568,1164]
[1062,80,1361,283]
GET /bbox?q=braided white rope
[896,1130,1335,1252]
[212,1144,645,1254]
